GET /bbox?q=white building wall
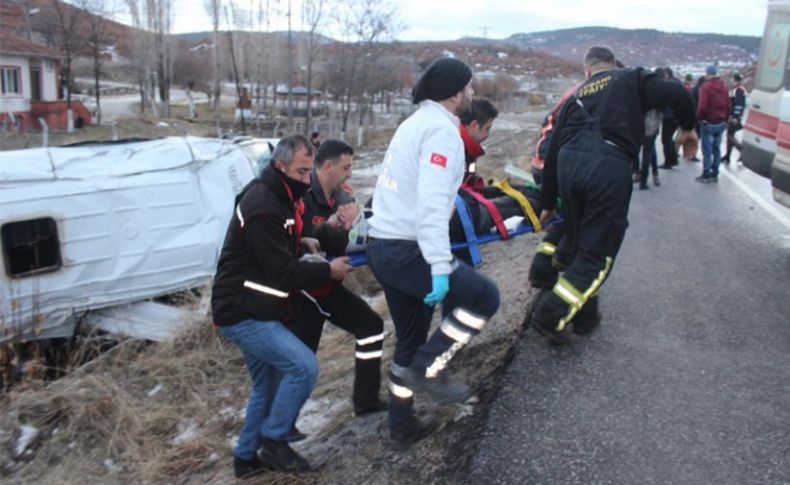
[0,54,31,113]
[41,59,58,101]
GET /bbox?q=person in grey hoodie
[366,57,501,450]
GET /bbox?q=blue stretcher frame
[346,217,562,267]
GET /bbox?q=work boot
[353,398,388,417]
[390,414,437,451]
[284,425,307,443]
[258,438,311,474]
[652,170,660,186]
[528,254,559,289]
[233,454,268,479]
[400,366,471,404]
[525,290,571,345]
[571,298,601,336]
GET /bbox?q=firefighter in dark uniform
[526,46,696,344]
[288,139,386,417]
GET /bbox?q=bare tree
[204,0,223,120]
[49,0,85,132]
[148,0,173,117]
[125,0,152,114]
[79,0,118,125]
[328,0,400,142]
[225,5,246,134]
[302,0,325,135]
[172,40,213,115]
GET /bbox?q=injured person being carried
[310,177,548,265]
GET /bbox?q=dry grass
[0,316,252,484]
[0,270,384,484]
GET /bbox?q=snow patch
[146,383,163,397]
[171,419,199,445]
[297,396,349,439]
[15,425,38,457]
[103,458,122,473]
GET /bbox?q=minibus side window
[757,11,790,92]
[1,218,62,278]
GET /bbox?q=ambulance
[742,0,790,207]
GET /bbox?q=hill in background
[496,26,759,70]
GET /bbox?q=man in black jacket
[289,139,387,417]
[723,73,747,163]
[526,46,696,344]
[211,134,352,478]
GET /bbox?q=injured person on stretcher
[310,179,549,265]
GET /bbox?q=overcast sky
[163,0,768,39]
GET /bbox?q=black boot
[390,414,437,451]
[400,365,471,404]
[528,253,559,288]
[258,438,311,473]
[572,297,601,336]
[233,454,268,479]
[527,290,572,345]
[284,425,307,442]
[530,231,566,289]
[353,357,386,416]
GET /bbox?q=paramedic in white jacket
[366,57,501,450]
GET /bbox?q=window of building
[1,218,62,278]
[1,67,21,94]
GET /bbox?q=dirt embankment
[1,106,551,484]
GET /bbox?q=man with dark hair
[723,73,746,164]
[526,46,695,344]
[288,138,387,418]
[211,134,353,478]
[459,97,499,187]
[366,57,501,449]
[310,131,321,148]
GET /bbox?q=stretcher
[346,216,562,267]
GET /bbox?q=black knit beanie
[412,57,473,104]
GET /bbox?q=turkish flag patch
[312,215,326,225]
[430,152,447,168]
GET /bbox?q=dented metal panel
[0,137,255,342]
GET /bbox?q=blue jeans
[700,121,726,178]
[219,319,318,459]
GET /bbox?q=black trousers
[532,130,632,333]
[661,119,679,166]
[725,118,742,159]
[366,238,499,429]
[640,133,659,184]
[288,284,384,408]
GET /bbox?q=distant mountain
[502,27,759,69]
[173,30,335,45]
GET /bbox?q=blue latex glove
[423,274,450,306]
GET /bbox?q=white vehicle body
[742,0,790,207]
[0,137,255,342]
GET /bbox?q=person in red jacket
[696,64,731,182]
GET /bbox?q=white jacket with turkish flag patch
[369,100,465,275]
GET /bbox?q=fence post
[38,117,49,147]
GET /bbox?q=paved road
[466,158,790,484]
